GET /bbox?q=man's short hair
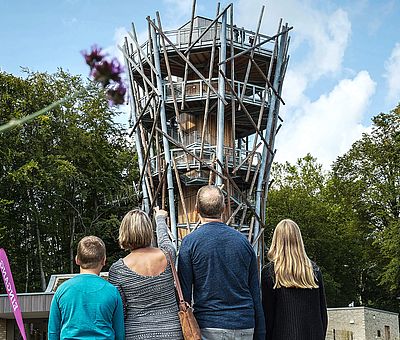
[196,185,225,218]
[118,209,153,251]
[76,236,106,269]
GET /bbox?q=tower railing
[137,77,267,109]
[131,23,274,61]
[149,143,260,178]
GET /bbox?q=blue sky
[1,0,399,168]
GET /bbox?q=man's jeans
[201,328,254,340]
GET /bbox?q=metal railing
[150,143,260,177]
[131,23,274,61]
[138,77,266,108]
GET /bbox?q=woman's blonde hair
[119,209,153,251]
[267,219,318,289]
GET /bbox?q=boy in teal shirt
[48,236,124,340]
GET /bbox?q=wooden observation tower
[122,2,291,261]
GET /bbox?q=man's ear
[75,255,80,266]
[101,257,106,266]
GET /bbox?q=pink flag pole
[0,248,27,340]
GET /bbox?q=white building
[326,307,399,340]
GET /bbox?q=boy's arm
[48,295,61,340]
[113,290,125,340]
[177,238,193,304]
[249,250,266,340]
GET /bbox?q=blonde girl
[261,219,327,340]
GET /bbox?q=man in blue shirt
[48,236,124,340]
[178,185,266,340]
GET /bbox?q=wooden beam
[172,158,190,232]
[156,127,227,181]
[219,25,293,65]
[147,16,228,105]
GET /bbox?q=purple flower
[106,82,127,105]
[92,58,123,87]
[83,45,126,106]
[81,45,104,69]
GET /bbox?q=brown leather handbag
[167,253,201,340]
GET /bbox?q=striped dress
[108,216,183,339]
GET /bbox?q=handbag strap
[166,252,187,306]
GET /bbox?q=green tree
[265,154,362,307]
[0,70,137,292]
[331,107,400,311]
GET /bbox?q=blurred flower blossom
[83,45,126,106]
[81,45,105,69]
[106,82,127,105]
[92,59,123,86]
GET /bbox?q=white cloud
[275,71,376,167]
[103,27,131,65]
[384,42,400,105]
[236,0,351,81]
[235,0,377,168]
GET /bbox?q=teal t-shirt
[48,274,124,340]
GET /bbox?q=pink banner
[0,248,27,340]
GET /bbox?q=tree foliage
[331,107,399,310]
[0,70,138,292]
[266,106,399,311]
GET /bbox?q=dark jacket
[178,222,266,340]
[261,261,328,340]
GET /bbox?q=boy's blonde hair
[267,219,318,289]
[119,209,153,251]
[76,236,106,269]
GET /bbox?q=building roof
[328,306,399,316]
[0,272,109,318]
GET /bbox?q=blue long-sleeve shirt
[178,222,266,340]
[48,273,125,340]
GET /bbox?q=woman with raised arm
[261,219,327,340]
[108,207,183,340]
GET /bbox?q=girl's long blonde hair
[267,219,318,289]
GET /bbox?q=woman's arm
[155,207,177,262]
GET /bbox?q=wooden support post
[156,127,227,181]
[219,25,293,65]
[172,158,190,232]
[225,157,231,219]
[230,4,236,168]
[124,42,150,212]
[129,92,156,136]
[215,159,266,231]
[147,17,228,105]
[216,9,227,186]
[137,102,161,193]
[149,163,169,213]
[220,70,274,155]
[199,2,220,159]
[118,45,159,95]
[248,216,255,242]
[226,203,242,226]
[181,0,196,110]
[240,6,265,104]
[184,4,232,54]
[209,154,216,185]
[156,12,189,168]
[253,24,289,252]
[232,142,262,174]
[150,21,178,244]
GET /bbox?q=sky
[1,0,399,169]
